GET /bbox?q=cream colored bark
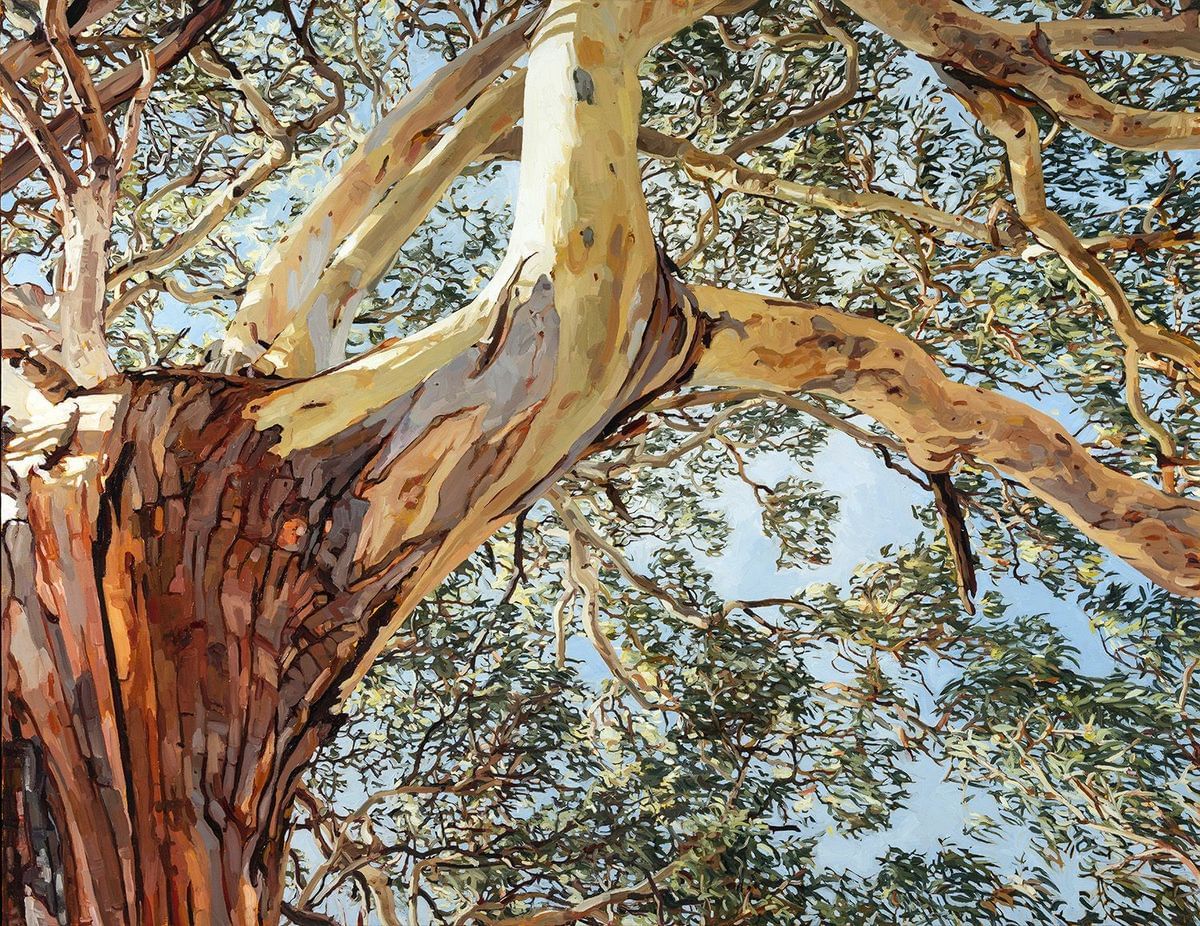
[253,75,525,376]
[243,0,708,709]
[219,10,539,369]
[5,2,1199,921]
[56,184,120,387]
[844,0,1200,151]
[688,285,1200,597]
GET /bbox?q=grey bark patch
[573,68,596,104]
[581,227,594,247]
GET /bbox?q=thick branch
[226,0,705,731]
[218,11,539,371]
[1,0,124,81]
[687,285,1200,596]
[43,0,113,164]
[0,65,77,199]
[843,0,1200,151]
[1039,12,1200,62]
[252,74,525,377]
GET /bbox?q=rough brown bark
[2,254,702,925]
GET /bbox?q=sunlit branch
[1038,12,1200,63]
[218,10,539,371]
[253,74,525,376]
[0,65,77,199]
[843,0,1200,151]
[43,0,114,164]
[945,75,1197,492]
[687,285,1200,596]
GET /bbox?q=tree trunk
[9,1,1193,922]
[2,247,702,924]
[3,381,302,925]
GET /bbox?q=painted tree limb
[252,74,526,377]
[225,0,732,375]
[104,42,335,295]
[43,0,113,165]
[842,0,1200,151]
[0,7,707,919]
[943,76,1196,492]
[553,491,664,712]
[0,63,77,200]
[1038,11,1200,62]
[946,81,1200,381]
[687,285,1200,596]
[0,0,236,194]
[56,184,121,386]
[638,127,1012,245]
[626,0,744,56]
[479,127,1194,260]
[467,855,691,926]
[218,10,539,371]
[1,0,124,81]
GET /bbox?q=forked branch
[844,0,1200,151]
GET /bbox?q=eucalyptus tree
[1,1,1198,924]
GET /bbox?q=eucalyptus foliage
[3,0,1197,923]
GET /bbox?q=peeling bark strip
[688,286,1200,597]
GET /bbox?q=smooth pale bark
[688,285,1200,597]
[218,11,538,371]
[56,183,121,387]
[253,75,526,377]
[844,0,1200,151]
[2,4,709,923]
[230,0,727,376]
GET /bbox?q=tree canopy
[2,1,1198,924]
